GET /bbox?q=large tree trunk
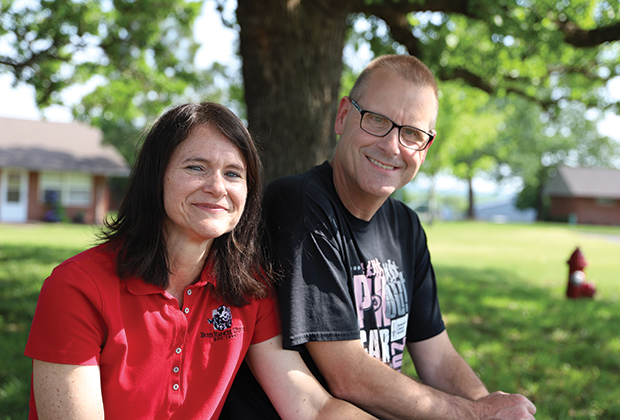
[466,174,476,220]
[237,0,352,183]
[534,167,547,221]
[427,175,438,225]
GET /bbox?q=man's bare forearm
[307,339,535,420]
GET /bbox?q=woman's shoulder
[54,244,114,273]
[46,244,119,293]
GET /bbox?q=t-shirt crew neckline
[320,161,380,234]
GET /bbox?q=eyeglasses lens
[361,112,429,150]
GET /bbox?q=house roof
[0,117,129,176]
[544,165,620,199]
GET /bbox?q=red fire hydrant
[566,247,596,299]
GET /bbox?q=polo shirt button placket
[174,291,191,399]
[173,347,182,392]
[184,289,192,316]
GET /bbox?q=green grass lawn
[405,221,620,419]
[0,223,96,420]
[1,221,619,419]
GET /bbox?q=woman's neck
[165,235,213,308]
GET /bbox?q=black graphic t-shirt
[267,161,445,372]
[220,161,445,419]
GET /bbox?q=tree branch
[352,0,478,19]
[436,68,493,93]
[559,20,620,47]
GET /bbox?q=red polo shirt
[25,245,279,419]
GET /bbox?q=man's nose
[378,126,401,154]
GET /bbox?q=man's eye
[402,128,417,137]
[371,114,386,124]
[404,128,425,140]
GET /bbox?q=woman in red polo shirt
[25,103,375,420]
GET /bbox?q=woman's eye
[225,171,242,179]
[186,165,203,171]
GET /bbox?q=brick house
[0,117,129,224]
[544,165,620,225]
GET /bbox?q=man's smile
[368,156,396,170]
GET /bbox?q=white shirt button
[187,289,192,295]
[173,384,179,390]
[184,307,189,314]
[175,347,182,354]
[173,366,179,373]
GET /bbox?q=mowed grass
[1,221,619,419]
[401,221,620,420]
[0,223,97,420]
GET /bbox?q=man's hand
[474,391,536,420]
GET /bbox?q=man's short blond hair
[349,54,438,120]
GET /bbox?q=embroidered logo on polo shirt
[208,305,232,331]
[201,305,244,341]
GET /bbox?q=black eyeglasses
[349,98,435,151]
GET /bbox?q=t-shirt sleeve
[264,177,360,349]
[24,261,106,365]
[249,292,281,345]
[278,229,361,348]
[406,217,445,342]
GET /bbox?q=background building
[544,165,620,225]
[0,117,129,224]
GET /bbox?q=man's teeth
[369,157,395,170]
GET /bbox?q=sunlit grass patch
[0,223,95,420]
[405,221,620,419]
[2,221,619,419]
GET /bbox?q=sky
[1,1,618,197]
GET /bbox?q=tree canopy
[2,0,619,217]
[1,0,210,161]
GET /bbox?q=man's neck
[330,160,387,222]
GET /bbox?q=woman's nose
[203,172,226,196]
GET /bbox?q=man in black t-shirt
[221,55,536,420]
[262,161,445,373]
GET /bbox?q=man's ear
[334,97,351,136]
[419,137,434,164]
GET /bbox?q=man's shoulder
[263,162,347,241]
[377,197,426,238]
[264,162,335,212]
[266,162,330,193]
[382,196,419,221]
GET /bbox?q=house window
[39,172,92,206]
[595,198,616,207]
[7,172,21,202]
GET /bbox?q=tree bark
[427,175,438,225]
[466,174,476,220]
[235,0,620,184]
[237,0,353,182]
[534,168,547,221]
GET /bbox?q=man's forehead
[358,74,438,129]
[364,69,433,99]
